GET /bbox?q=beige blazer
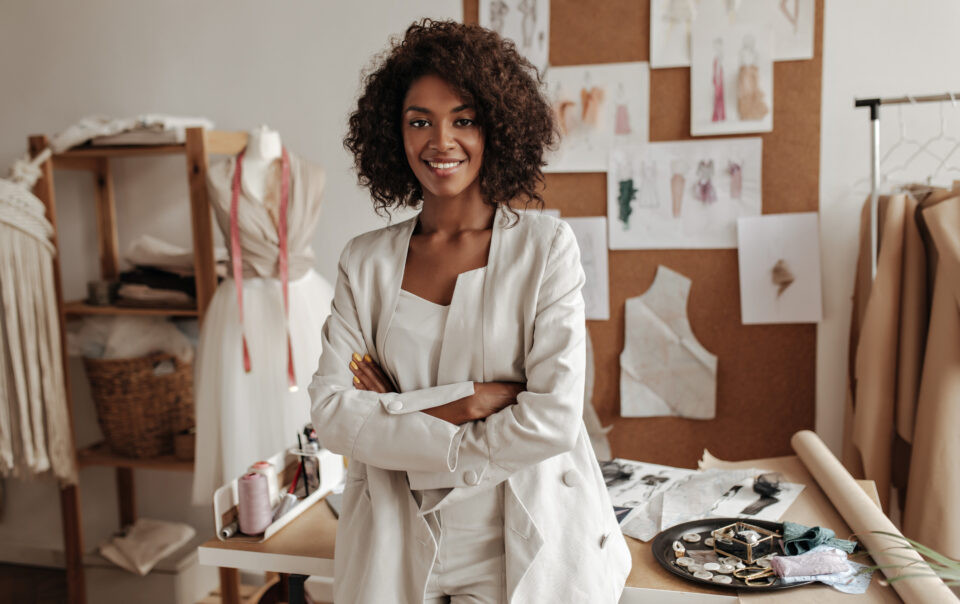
[309,206,631,603]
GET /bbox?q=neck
[245,127,282,162]
[418,189,495,235]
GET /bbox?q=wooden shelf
[64,300,199,318]
[77,442,193,472]
[54,144,186,158]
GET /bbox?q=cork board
[464,0,823,467]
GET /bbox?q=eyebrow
[403,104,474,115]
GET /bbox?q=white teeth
[428,161,461,169]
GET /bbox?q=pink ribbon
[230,148,298,391]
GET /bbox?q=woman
[309,19,630,603]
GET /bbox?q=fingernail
[352,352,362,362]
[363,354,372,363]
[349,361,358,371]
[353,376,360,384]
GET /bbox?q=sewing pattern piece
[618,179,638,227]
[694,160,717,203]
[620,265,718,419]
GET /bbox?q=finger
[354,357,389,393]
[364,357,397,392]
[348,358,377,391]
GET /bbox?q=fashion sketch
[711,38,726,122]
[614,83,631,135]
[636,161,660,209]
[488,0,509,33]
[727,160,743,198]
[618,178,638,227]
[737,34,769,121]
[694,159,717,203]
[670,160,686,218]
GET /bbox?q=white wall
[0,0,458,567]
[817,0,960,454]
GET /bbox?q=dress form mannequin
[242,125,282,203]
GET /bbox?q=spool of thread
[219,521,238,539]
[237,472,272,535]
[248,461,279,507]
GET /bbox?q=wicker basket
[83,352,194,458]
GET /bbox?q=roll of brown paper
[791,430,958,604]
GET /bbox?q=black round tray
[651,518,813,592]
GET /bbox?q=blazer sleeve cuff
[378,381,475,414]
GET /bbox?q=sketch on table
[650,0,815,68]
[545,62,650,172]
[608,138,761,250]
[479,0,549,74]
[692,22,773,136]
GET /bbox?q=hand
[349,353,397,393]
[423,382,525,425]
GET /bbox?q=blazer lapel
[481,204,505,382]
[374,215,419,361]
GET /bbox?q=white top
[382,267,504,531]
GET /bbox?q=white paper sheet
[607,459,806,542]
[608,139,761,249]
[691,22,773,136]
[650,0,815,69]
[479,0,549,74]
[563,217,609,320]
[736,212,823,324]
[544,62,650,173]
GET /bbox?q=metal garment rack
[854,91,960,278]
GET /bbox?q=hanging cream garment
[0,175,76,484]
[619,265,717,419]
[902,193,960,559]
[191,151,334,504]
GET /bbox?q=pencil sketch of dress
[636,161,660,209]
[620,266,717,419]
[694,160,717,203]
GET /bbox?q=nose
[430,121,455,151]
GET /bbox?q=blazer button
[562,470,579,487]
[464,470,479,485]
[599,533,610,549]
[388,401,403,412]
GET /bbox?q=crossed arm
[346,351,523,425]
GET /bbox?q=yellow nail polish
[352,352,362,362]
[350,361,358,371]
[353,376,360,384]
[363,354,372,363]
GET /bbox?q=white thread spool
[248,460,279,507]
[238,472,272,535]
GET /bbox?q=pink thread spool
[238,472,272,535]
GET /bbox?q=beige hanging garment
[902,194,960,559]
[0,166,77,484]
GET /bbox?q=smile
[425,160,464,169]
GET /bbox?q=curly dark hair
[344,19,556,218]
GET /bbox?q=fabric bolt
[383,278,507,602]
[620,265,717,419]
[309,207,630,604]
[192,150,334,505]
[0,177,76,484]
[781,521,857,556]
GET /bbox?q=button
[561,470,579,487]
[387,401,403,412]
[599,533,609,549]
[464,470,479,485]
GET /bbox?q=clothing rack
[854,91,960,278]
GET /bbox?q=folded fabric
[771,546,849,577]
[779,546,873,594]
[98,518,195,576]
[120,266,198,297]
[782,520,857,555]
[117,283,194,306]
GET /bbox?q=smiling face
[402,74,484,203]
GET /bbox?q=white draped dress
[192,151,334,504]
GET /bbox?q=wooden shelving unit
[30,128,249,604]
